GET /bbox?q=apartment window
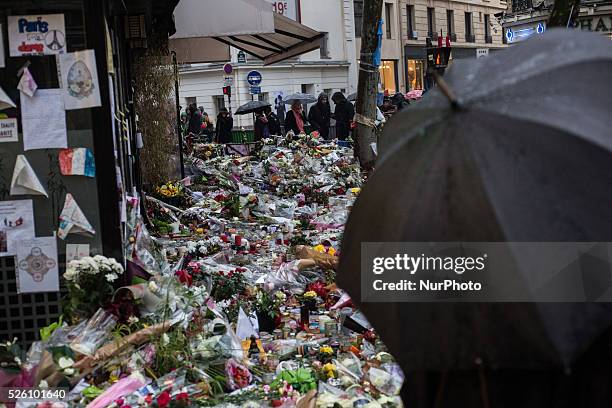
[446,10,455,37]
[484,14,492,43]
[465,12,474,42]
[385,3,393,39]
[185,96,196,108]
[213,96,226,116]
[320,32,330,58]
[427,8,436,38]
[406,5,416,39]
[354,0,364,37]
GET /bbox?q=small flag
[59,148,95,177]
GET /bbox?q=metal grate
[0,256,64,348]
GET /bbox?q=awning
[169,0,323,65]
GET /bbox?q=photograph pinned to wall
[0,118,18,143]
[15,236,59,293]
[21,89,67,150]
[0,86,17,110]
[66,243,89,261]
[7,14,66,56]
[10,155,48,197]
[0,24,5,68]
[58,49,101,110]
[58,193,95,240]
[0,200,35,256]
[17,67,38,97]
[59,148,96,177]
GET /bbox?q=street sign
[249,86,262,95]
[223,63,233,75]
[237,51,247,64]
[476,48,489,58]
[223,76,234,86]
[247,70,262,86]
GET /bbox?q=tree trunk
[354,0,384,171]
[548,0,581,27]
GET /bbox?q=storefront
[379,59,398,93]
[0,0,177,345]
[404,46,426,91]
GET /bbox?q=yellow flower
[109,374,119,383]
[350,187,361,195]
[320,345,333,355]
[313,244,325,253]
[195,228,204,234]
[304,291,317,298]
[327,247,336,256]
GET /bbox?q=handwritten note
[21,89,67,150]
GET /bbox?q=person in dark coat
[215,108,233,144]
[200,111,215,143]
[253,109,269,141]
[308,92,331,139]
[187,103,202,135]
[265,106,281,136]
[332,92,355,141]
[284,101,307,135]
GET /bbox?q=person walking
[332,92,355,141]
[215,108,233,144]
[187,103,202,135]
[284,101,307,135]
[265,106,281,136]
[200,111,214,143]
[308,93,331,139]
[275,95,286,129]
[253,109,269,141]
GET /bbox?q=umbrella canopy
[283,93,317,105]
[235,100,271,115]
[347,92,357,102]
[338,29,612,374]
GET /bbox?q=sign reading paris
[7,14,67,56]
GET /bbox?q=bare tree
[353,0,384,171]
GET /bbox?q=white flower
[39,379,49,388]
[161,333,170,346]
[13,356,21,366]
[63,368,75,376]
[127,316,139,324]
[148,280,159,293]
[58,356,74,369]
[105,273,118,282]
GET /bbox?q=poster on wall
[21,89,67,150]
[0,118,18,143]
[0,24,5,68]
[8,14,66,56]
[0,200,35,257]
[59,50,102,110]
[15,236,59,293]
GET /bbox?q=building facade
[178,0,357,129]
[399,0,507,90]
[501,0,612,44]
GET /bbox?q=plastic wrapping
[225,358,252,391]
[368,366,403,396]
[69,309,117,356]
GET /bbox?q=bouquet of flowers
[62,255,124,322]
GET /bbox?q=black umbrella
[235,100,271,115]
[347,92,357,102]
[338,27,612,381]
[282,92,317,105]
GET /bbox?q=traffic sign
[223,63,233,75]
[247,70,262,86]
[249,86,262,95]
[223,76,234,86]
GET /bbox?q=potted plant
[254,289,286,333]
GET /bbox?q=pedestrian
[265,106,281,136]
[215,107,233,144]
[253,109,269,141]
[391,92,407,111]
[380,97,398,116]
[284,101,307,135]
[200,111,214,143]
[180,111,188,136]
[187,103,202,135]
[275,95,286,127]
[332,92,355,141]
[308,92,331,139]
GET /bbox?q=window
[257,92,269,103]
[406,59,425,90]
[427,8,436,38]
[379,60,398,93]
[213,96,226,116]
[484,14,492,43]
[354,0,363,38]
[465,12,474,42]
[185,97,196,108]
[446,10,455,37]
[406,5,416,39]
[320,32,330,58]
[385,3,393,39]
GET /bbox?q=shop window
[379,60,398,93]
[406,59,424,90]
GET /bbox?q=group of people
[180,103,234,144]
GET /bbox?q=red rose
[175,269,193,286]
[156,391,171,408]
[176,392,189,403]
